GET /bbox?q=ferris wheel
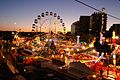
[32,11,66,34]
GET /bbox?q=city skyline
[0,0,120,32]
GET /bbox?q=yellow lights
[14,34,18,39]
[38,41,40,44]
[26,42,29,45]
[73,53,76,55]
[69,46,74,51]
[89,43,94,48]
[92,74,96,78]
[2,56,5,59]
[112,31,116,39]
[45,39,52,42]
[35,36,40,44]
[54,43,57,45]
[76,48,79,51]
[112,50,117,66]
[113,59,116,66]
[12,32,15,35]
[26,57,28,59]
[82,46,86,49]
[66,48,69,51]
[92,49,96,53]
[101,52,104,56]
[52,55,55,58]
[40,42,43,45]
[116,36,119,39]
[46,39,48,42]
[36,56,40,59]
[67,52,70,55]
[102,37,105,40]
[116,45,119,50]
[21,39,24,42]
[61,54,63,58]
[24,69,27,72]
[11,47,15,50]
[65,56,68,65]
[32,48,35,51]
[49,39,52,42]
[71,48,74,51]
[105,39,109,43]
[113,54,116,59]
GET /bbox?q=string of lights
[74,0,120,20]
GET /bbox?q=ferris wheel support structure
[32,11,66,36]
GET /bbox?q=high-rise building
[71,16,90,35]
[71,11,107,42]
[71,21,78,34]
[79,16,90,34]
[71,16,91,42]
[90,12,107,37]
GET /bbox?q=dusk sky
[0,0,120,32]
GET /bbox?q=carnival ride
[32,11,66,34]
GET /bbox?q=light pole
[76,35,80,44]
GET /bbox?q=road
[0,46,26,80]
[0,49,13,80]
